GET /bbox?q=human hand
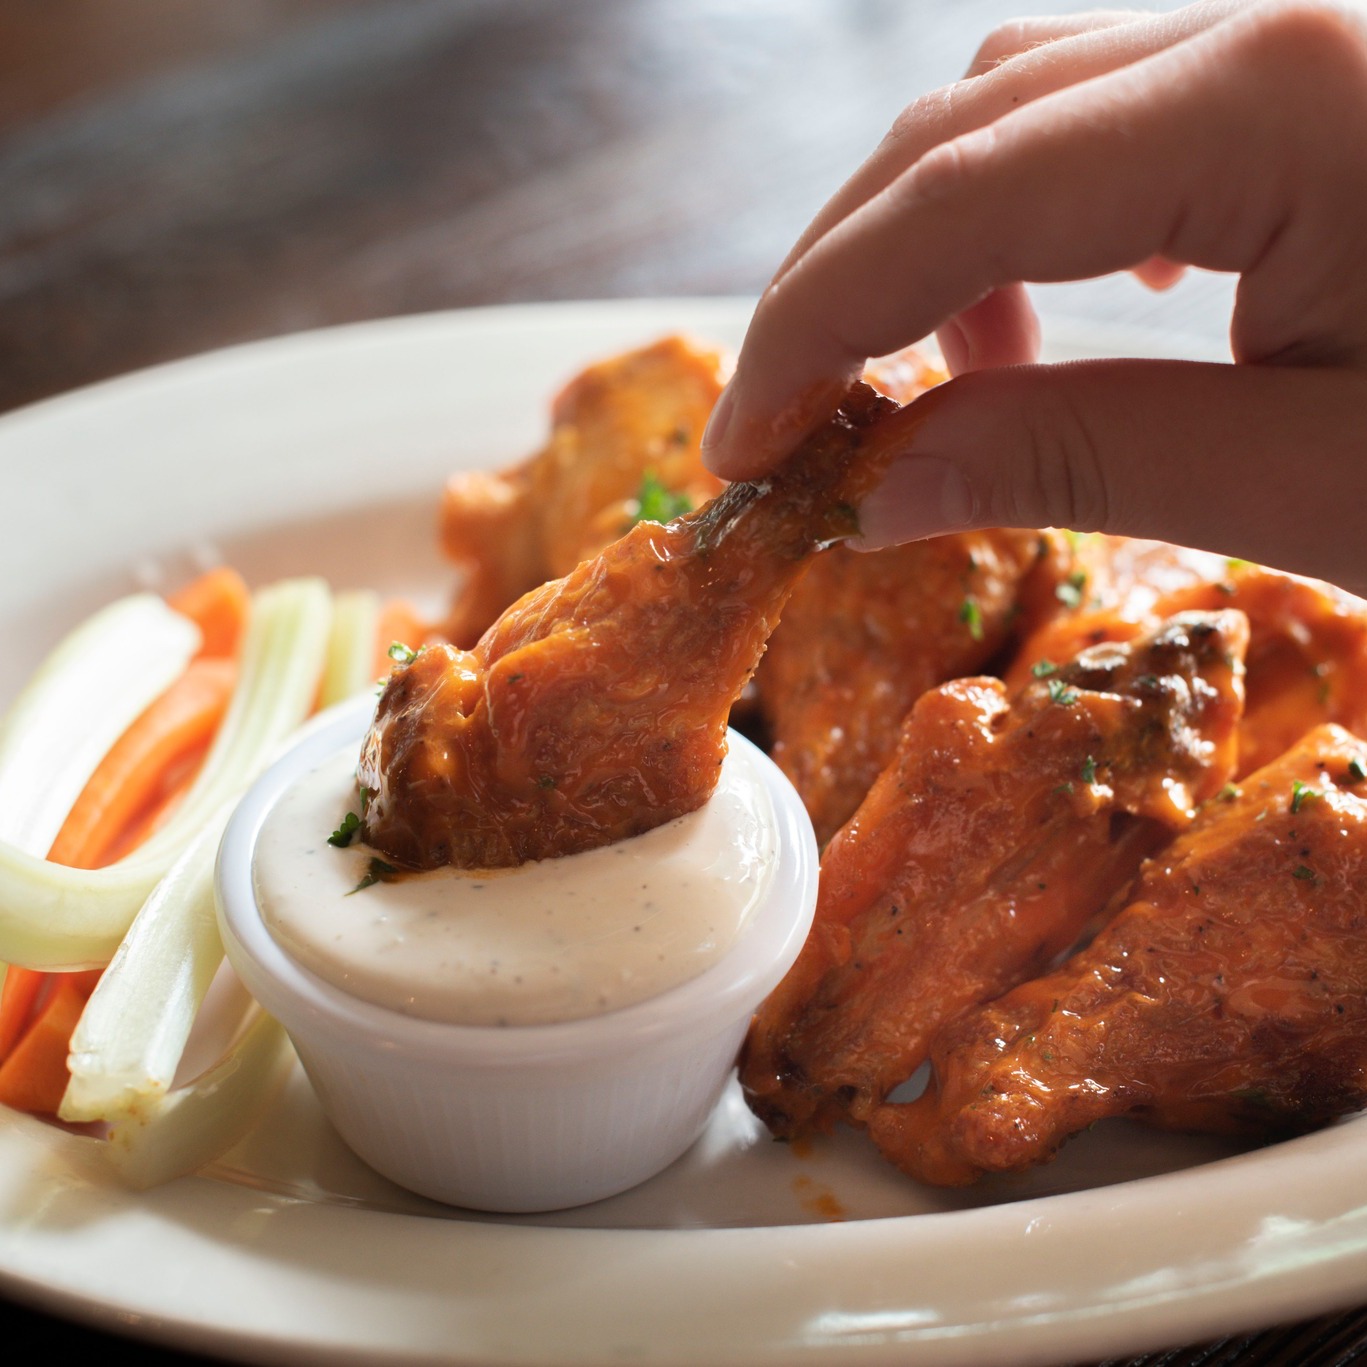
[701,1,1367,596]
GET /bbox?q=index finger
[702,5,1367,479]
[769,9,1150,287]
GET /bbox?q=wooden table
[1,2,1360,1363]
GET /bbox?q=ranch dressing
[253,744,778,1027]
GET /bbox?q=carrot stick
[0,974,99,1114]
[0,613,240,1105]
[94,750,206,867]
[45,658,236,872]
[373,597,429,678]
[0,658,235,1086]
[0,967,45,1063]
[167,567,250,660]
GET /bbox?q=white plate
[3,298,1365,1367]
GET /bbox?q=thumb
[855,359,1367,597]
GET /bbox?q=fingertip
[702,369,859,482]
[936,317,973,377]
[854,452,977,551]
[1132,255,1187,291]
[699,379,738,474]
[701,376,779,481]
[936,285,1041,376]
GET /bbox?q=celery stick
[104,1007,294,1190]
[59,815,225,1123]
[123,576,332,869]
[0,593,200,858]
[0,577,332,969]
[319,588,381,707]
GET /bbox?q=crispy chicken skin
[740,611,1248,1139]
[439,336,729,646]
[1010,542,1367,777]
[875,724,1367,1186]
[360,384,900,871]
[755,531,1061,846]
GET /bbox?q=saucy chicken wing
[438,338,951,650]
[740,611,1248,1139]
[360,383,900,870]
[1009,542,1367,777]
[754,529,1060,845]
[874,723,1367,1185]
[439,336,729,646]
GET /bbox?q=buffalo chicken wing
[754,530,1061,845]
[439,336,729,646]
[740,611,1248,1139]
[874,724,1367,1184]
[1010,543,1367,777]
[361,384,900,870]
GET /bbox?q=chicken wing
[1008,543,1367,777]
[873,723,1367,1185]
[437,337,952,651]
[439,336,729,646]
[754,529,1061,845]
[360,383,900,870]
[740,611,1248,1139]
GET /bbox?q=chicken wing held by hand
[359,383,900,870]
[437,337,948,649]
[740,611,1248,1140]
[875,723,1367,1186]
[438,336,730,647]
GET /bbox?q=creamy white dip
[252,743,778,1027]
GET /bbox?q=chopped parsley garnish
[1055,571,1088,610]
[958,596,984,642]
[1048,678,1079,706]
[349,858,398,894]
[1218,783,1242,803]
[536,775,557,789]
[1290,780,1318,814]
[1080,756,1097,784]
[328,811,361,848]
[1351,757,1367,782]
[1053,782,1075,797]
[388,641,418,665]
[1292,865,1316,883]
[1031,659,1058,678]
[631,472,693,527]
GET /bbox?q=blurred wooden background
[0,0,1236,417]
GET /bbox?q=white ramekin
[215,694,818,1213]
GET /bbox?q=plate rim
[5,297,1361,1367]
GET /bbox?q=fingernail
[936,317,972,375]
[700,380,737,470]
[856,456,976,550]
